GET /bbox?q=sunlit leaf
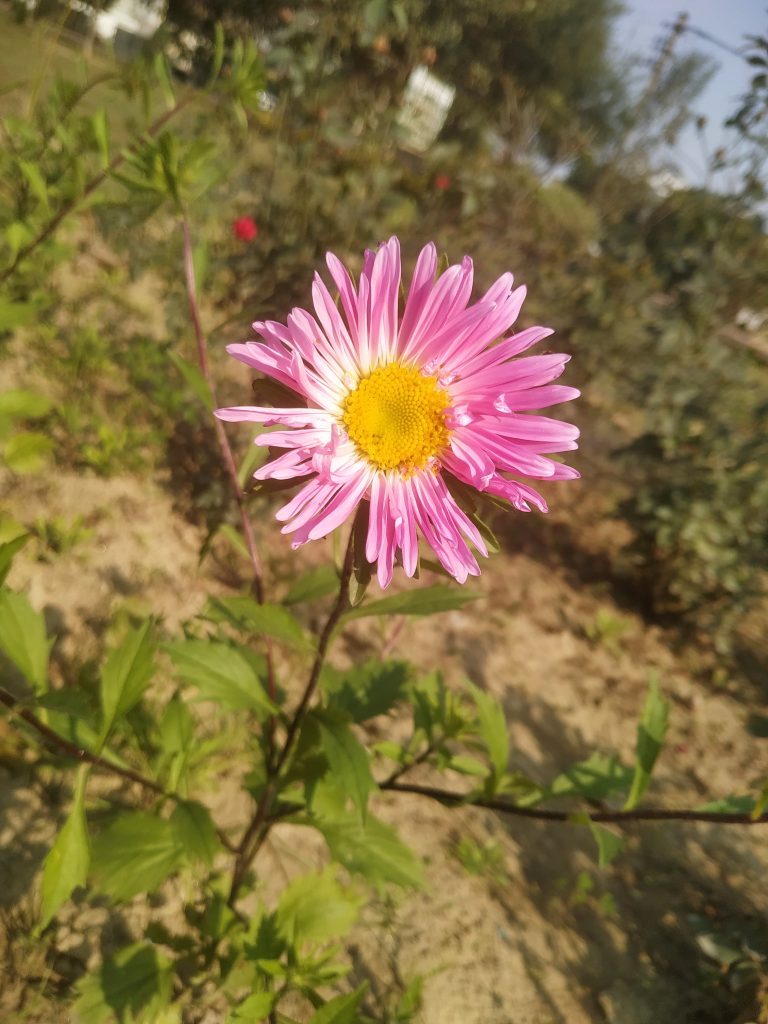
[40,765,90,929]
[342,584,480,622]
[624,674,669,810]
[0,589,50,692]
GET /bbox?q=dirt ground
[2,459,768,1024]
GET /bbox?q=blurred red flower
[233,217,258,242]
[435,174,451,191]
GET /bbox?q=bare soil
[2,458,768,1024]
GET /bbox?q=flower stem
[227,523,356,905]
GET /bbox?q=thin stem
[181,216,278,761]
[0,687,236,851]
[381,780,768,826]
[380,742,437,787]
[228,525,357,905]
[0,95,190,285]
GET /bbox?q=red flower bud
[233,216,258,242]
[435,174,450,191]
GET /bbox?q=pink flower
[216,238,579,587]
[435,174,451,191]
[233,216,258,242]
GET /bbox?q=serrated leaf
[624,675,669,810]
[168,351,213,409]
[342,584,480,623]
[99,621,155,745]
[170,800,221,867]
[206,596,310,650]
[308,985,368,1024]
[284,565,339,605]
[276,866,360,947]
[320,659,409,722]
[73,942,173,1024]
[0,390,52,420]
[466,681,508,780]
[0,589,50,692]
[4,431,53,473]
[167,638,274,715]
[39,765,90,929]
[90,812,183,902]
[0,533,28,585]
[318,814,424,889]
[316,713,376,821]
[226,991,276,1022]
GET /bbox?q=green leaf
[548,753,633,802]
[284,565,339,605]
[320,660,409,722]
[0,533,28,585]
[318,814,424,889]
[624,675,669,810]
[316,713,376,821]
[308,985,368,1024]
[168,351,213,410]
[170,800,221,867]
[73,942,173,1024]
[0,390,52,420]
[276,866,360,947]
[588,821,623,867]
[448,754,488,777]
[18,159,49,208]
[466,681,508,780]
[0,589,50,692]
[226,992,276,1023]
[206,596,310,650]
[99,621,155,745]
[342,584,480,623]
[167,638,274,715]
[39,765,90,929]
[90,812,183,902]
[90,110,109,168]
[0,296,34,330]
[696,795,755,814]
[4,431,53,473]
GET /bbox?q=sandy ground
[1,463,768,1024]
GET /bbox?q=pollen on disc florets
[342,362,451,473]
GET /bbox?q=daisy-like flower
[216,237,579,587]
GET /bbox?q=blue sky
[613,1,767,187]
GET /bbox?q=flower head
[233,216,258,242]
[216,238,579,587]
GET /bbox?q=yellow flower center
[342,362,450,472]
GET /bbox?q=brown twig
[0,687,237,851]
[380,780,768,826]
[227,525,357,905]
[181,216,278,764]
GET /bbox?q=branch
[181,216,278,761]
[0,686,236,851]
[381,780,768,826]
[0,94,190,285]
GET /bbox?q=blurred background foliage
[1,0,767,660]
